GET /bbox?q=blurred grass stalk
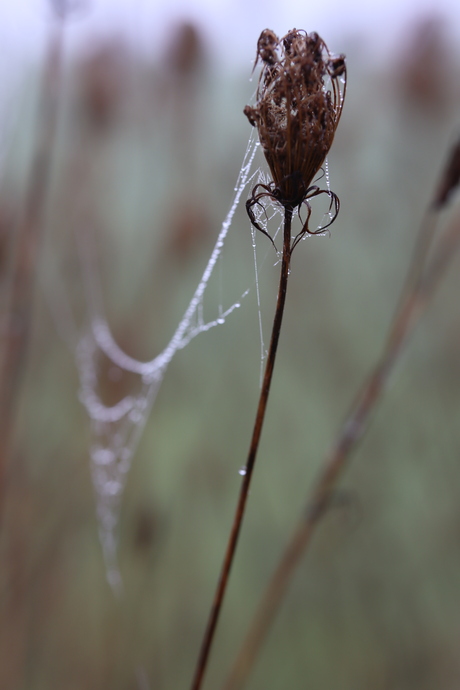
[223,138,460,690]
[0,10,65,690]
[0,13,64,512]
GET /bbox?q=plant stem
[222,202,460,690]
[189,209,293,690]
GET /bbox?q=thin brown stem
[223,198,460,690]
[189,209,293,690]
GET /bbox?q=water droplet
[93,448,113,466]
[238,466,247,476]
[129,410,142,423]
[106,567,123,598]
[104,480,122,496]
[217,318,225,325]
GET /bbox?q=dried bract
[244,29,346,245]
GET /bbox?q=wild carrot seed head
[244,29,346,209]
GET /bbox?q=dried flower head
[244,29,346,246]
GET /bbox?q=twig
[222,138,460,690]
[190,209,293,690]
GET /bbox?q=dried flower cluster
[244,29,346,243]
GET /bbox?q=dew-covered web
[83,135,263,593]
[44,130,268,593]
[248,169,285,384]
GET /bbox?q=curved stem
[189,209,293,690]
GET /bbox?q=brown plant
[244,29,346,248]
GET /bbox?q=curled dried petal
[256,29,279,66]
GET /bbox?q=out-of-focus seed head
[79,40,127,132]
[167,21,204,81]
[245,29,346,209]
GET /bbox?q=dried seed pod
[245,29,346,211]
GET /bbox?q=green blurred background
[2,9,460,690]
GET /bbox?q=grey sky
[0,0,459,69]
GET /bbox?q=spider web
[45,131,268,593]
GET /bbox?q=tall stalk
[190,209,292,690]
